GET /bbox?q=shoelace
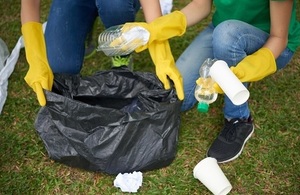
[221,119,241,141]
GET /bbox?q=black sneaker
[207,116,254,163]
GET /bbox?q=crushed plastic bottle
[97,25,150,57]
[194,58,218,113]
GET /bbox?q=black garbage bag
[35,68,182,175]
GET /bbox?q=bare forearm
[181,0,212,27]
[263,0,293,58]
[263,36,289,59]
[21,0,40,24]
[140,0,162,23]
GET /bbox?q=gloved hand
[230,47,277,82]
[122,11,187,52]
[213,83,224,94]
[212,47,277,93]
[195,78,224,94]
[22,22,54,106]
[148,40,184,100]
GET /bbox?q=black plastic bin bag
[35,68,182,175]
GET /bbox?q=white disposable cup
[210,60,250,105]
[193,157,232,195]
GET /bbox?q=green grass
[1,1,300,194]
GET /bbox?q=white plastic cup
[210,60,249,105]
[193,157,232,195]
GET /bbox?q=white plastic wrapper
[160,0,173,15]
[0,22,46,114]
[114,171,143,193]
[0,37,24,114]
[0,38,9,72]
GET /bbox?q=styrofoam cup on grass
[210,60,250,105]
[193,157,232,195]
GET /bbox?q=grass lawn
[0,1,299,194]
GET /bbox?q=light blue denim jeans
[45,0,140,74]
[176,20,294,119]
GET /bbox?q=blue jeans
[45,0,140,74]
[176,20,294,119]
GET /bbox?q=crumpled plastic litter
[97,25,150,57]
[114,171,143,193]
[0,37,24,114]
[0,38,9,70]
[0,22,46,114]
[160,0,173,15]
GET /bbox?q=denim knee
[96,0,140,28]
[45,0,99,74]
[213,20,240,49]
[212,20,246,65]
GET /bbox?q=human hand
[148,40,184,100]
[122,11,187,52]
[194,77,224,94]
[230,48,277,83]
[24,66,53,106]
[22,22,54,106]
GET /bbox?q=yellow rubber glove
[148,40,184,100]
[123,11,187,52]
[212,47,276,93]
[212,83,224,94]
[230,48,277,82]
[22,22,54,106]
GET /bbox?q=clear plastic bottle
[98,25,122,46]
[194,58,218,113]
[97,25,149,57]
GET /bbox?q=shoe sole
[209,125,255,164]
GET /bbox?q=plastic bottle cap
[197,102,209,113]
